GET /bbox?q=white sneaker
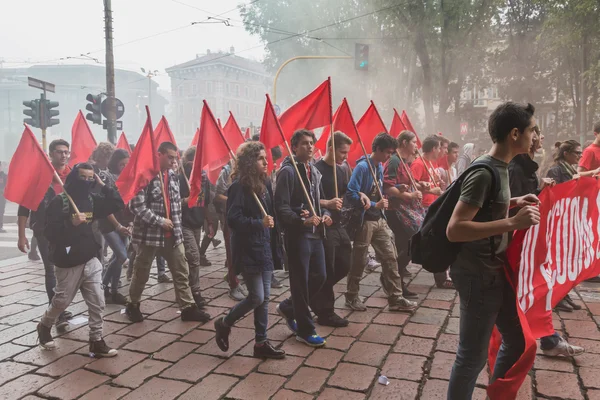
[229,286,246,301]
[542,337,584,357]
[366,255,380,272]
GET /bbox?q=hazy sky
[0,0,265,90]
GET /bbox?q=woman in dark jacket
[546,140,581,183]
[214,141,285,360]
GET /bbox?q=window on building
[226,83,230,95]
[254,88,258,99]
[179,104,184,116]
[236,103,240,115]
[178,85,184,97]
[207,81,213,94]
[192,84,197,95]
[226,101,231,111]
[245,87,249,98]
[255,106,259,117]
[235,84,240,97]
[245,105,249,116]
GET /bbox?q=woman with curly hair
[214,141,285,359]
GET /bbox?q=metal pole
[148,75,152,109]
[40,91,47,152]
[272,56,352,104]
[104,0,117,144]
[580,33,587,145]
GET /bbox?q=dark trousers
[448,267,525,399]
[0,195,5,229]
[310,225,351,318]
[385,211,412,274]
[35,234,55,303]
[279,233,326,337]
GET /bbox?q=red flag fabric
[188,101,232,208]
[278,78,332,141]
[389,108,408,137]
[70,110,98,166]
[486,178,600,398]
[316,98,360,153]
[154,116,177,148]
[400,110,422,148]
[346,102,388,168]
[116,132,132,155]
[260,94,287,174]
[223,112,246,152]
[245,127,251,140]
[116,108,159,204]
[4,126,56,211]
[191,128,200,147]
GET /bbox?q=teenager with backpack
[443,102,542,398]
[345,133,417,313]
[37,163,124,356]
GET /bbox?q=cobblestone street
[0,223,599,399]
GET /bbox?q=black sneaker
[28,251,41,261]
[104,286,111,299]
[402,283,419,300]
[55,311,70,331]
[564,295,582,311]
[555,299,573,313]
[317,313,349,327]
[200,255,212,267]
[126,302,144,323]
[89,338,118,358]
[110,292,127,306]
[214,317,231,352]
[181,305,211,322]
[271,275,283,289]
[37,322,55,349]
[193,292,208,309]
[254,341,285,359]
[157,274,172,283]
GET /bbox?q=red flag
[389,108,408,137]
[191,128,200,147]
[316,98,360,153]
[4,126,55,211]
[278,78,332,141]
[188,101,232,208]
[116,107,159,204]
[223,112,246,152]
[116,132,132,155]
[346,101,388,168]
[245,127,251,140]
[260,94,287,174]
[70,110,98,166]
[400,110,422,148]
[154,116,177,148]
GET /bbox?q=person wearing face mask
[37,163,124,357]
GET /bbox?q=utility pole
[104,0,117,144]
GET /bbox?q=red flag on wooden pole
[245,127,251,140]
[116,132,132,155]
[223,112,246,152]
[115,107,159,204]
[390,108,408,137]
[4,125,56,210]
[191,128,200,147]
[278,78,332,141]
[70,110,98,166]
[346,101,388,168]
[154,116,177,148]
[188,101,232,208]
[316,98,361,153]
[400,110,422,148]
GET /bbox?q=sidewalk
[0,242,598,399]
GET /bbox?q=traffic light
[23,99,41,128]
[355,43,369,71]
[44,100,60,128]
[86,93,103,125]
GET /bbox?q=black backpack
[410,161,502,273]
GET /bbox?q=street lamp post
[141,68,159,109]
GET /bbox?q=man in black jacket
[37,163,124,357]
[274,129,331,348]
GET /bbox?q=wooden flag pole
[330,125,339,199]
[280,141,318,217]
[416,150,440,188]
[395,153,419,191]
[355,133,384,200]
[158,170,170,220]
[53,171,81,215]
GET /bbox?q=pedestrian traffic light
[44,100,60,128]
[355,43,369,71]
[23,99,41,128]
[86,93,103,125]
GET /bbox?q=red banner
[488,177,600,398]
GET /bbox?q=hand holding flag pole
[52,171,81,215]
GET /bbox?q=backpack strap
[460,161,502,260]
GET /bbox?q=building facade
[0,64,167,162]
[166,48,270,146]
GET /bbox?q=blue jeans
[223,270,272,343]
[540,332,560,350]
[448,267,525,400]
[157,256,166,275]
[279,234,326,337]
[103,231,128,292]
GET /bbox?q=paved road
[0,231,598,399]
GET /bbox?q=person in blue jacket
[214,141,286,359]
[344,132,417,313]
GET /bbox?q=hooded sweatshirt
[44,165,124,268]
[456,143,475,176]
[274,155,329,237]
[180,164,206,229]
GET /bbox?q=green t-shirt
[453,155,511,271]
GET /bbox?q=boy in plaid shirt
[126,142,210,323]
